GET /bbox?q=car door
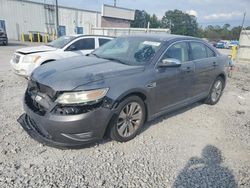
[155,41,195,112]
[189,41,218,97]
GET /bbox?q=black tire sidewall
[206,77,224,105]
[110,96,146,142]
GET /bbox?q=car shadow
[141,101,203,133]
[173,145,238,188]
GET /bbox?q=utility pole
[55,0,59,37]
[114,0,117,7]
[239,12,246,40]
[147,22,150,33]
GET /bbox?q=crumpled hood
[17,45,57,55]
[31,56,145,91]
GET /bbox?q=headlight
[55,88,109,104]
[22,55,41,63]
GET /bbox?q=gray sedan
[18,34,228,148]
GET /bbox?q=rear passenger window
[99,38,111,46]
[162,42,189,62]
[206,47,216,57]
[190,42,207,60]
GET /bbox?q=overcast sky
[41,0,250,27]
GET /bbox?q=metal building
[0,0,101,40]
[101,4,135,28]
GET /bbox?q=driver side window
[162,42,189,63]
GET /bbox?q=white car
[10,35,113,77]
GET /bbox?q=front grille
[12,54,20,64]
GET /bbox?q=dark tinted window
[206,46,216,57]
[98,38,111,46]
[70,38,95,51]
[190,42,207,60]
[162,42,189,62]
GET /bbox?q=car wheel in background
[205,77,224,105]
[3,40,8,46]
[109,96,146,142]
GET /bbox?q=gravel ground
[0,42,250,187]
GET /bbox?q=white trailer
[91,27,171,37]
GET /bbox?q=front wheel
[109,96,146,142]
[205,77,224,105]
[3,40,8,46]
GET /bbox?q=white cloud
[186,9,198,17]
[204,11,243,20]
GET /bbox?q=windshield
[93,37,163,65]
[47,36,76,48]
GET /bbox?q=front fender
[113,88,154,121]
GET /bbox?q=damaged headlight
[55,88,109,104]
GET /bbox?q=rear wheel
[205,77,224,105]
[109,96,146,142]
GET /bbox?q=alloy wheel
[211,80,223,102]
[116,102,143,138]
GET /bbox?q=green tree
[149,14,160,28]
[230,26,242,40]
[161,9,199,36]
[202,24,242,41]
[131,10,150,28]
[203,25,221,41]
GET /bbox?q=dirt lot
[0,42,250,187]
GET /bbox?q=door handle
[213,62,218,67]
[184,67,192,73]
[146,82,156,88]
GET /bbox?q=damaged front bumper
[17,82,115,148]
[18,101,114,148]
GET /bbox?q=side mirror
[158,58,181,67]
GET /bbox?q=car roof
[118,33,198,42]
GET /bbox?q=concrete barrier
[237,30,250,63]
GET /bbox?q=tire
[204,77,224,105]
[109,96,146,142]
[3,40,7,46]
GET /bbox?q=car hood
[31,56,145,91]
[16,45,57,55]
